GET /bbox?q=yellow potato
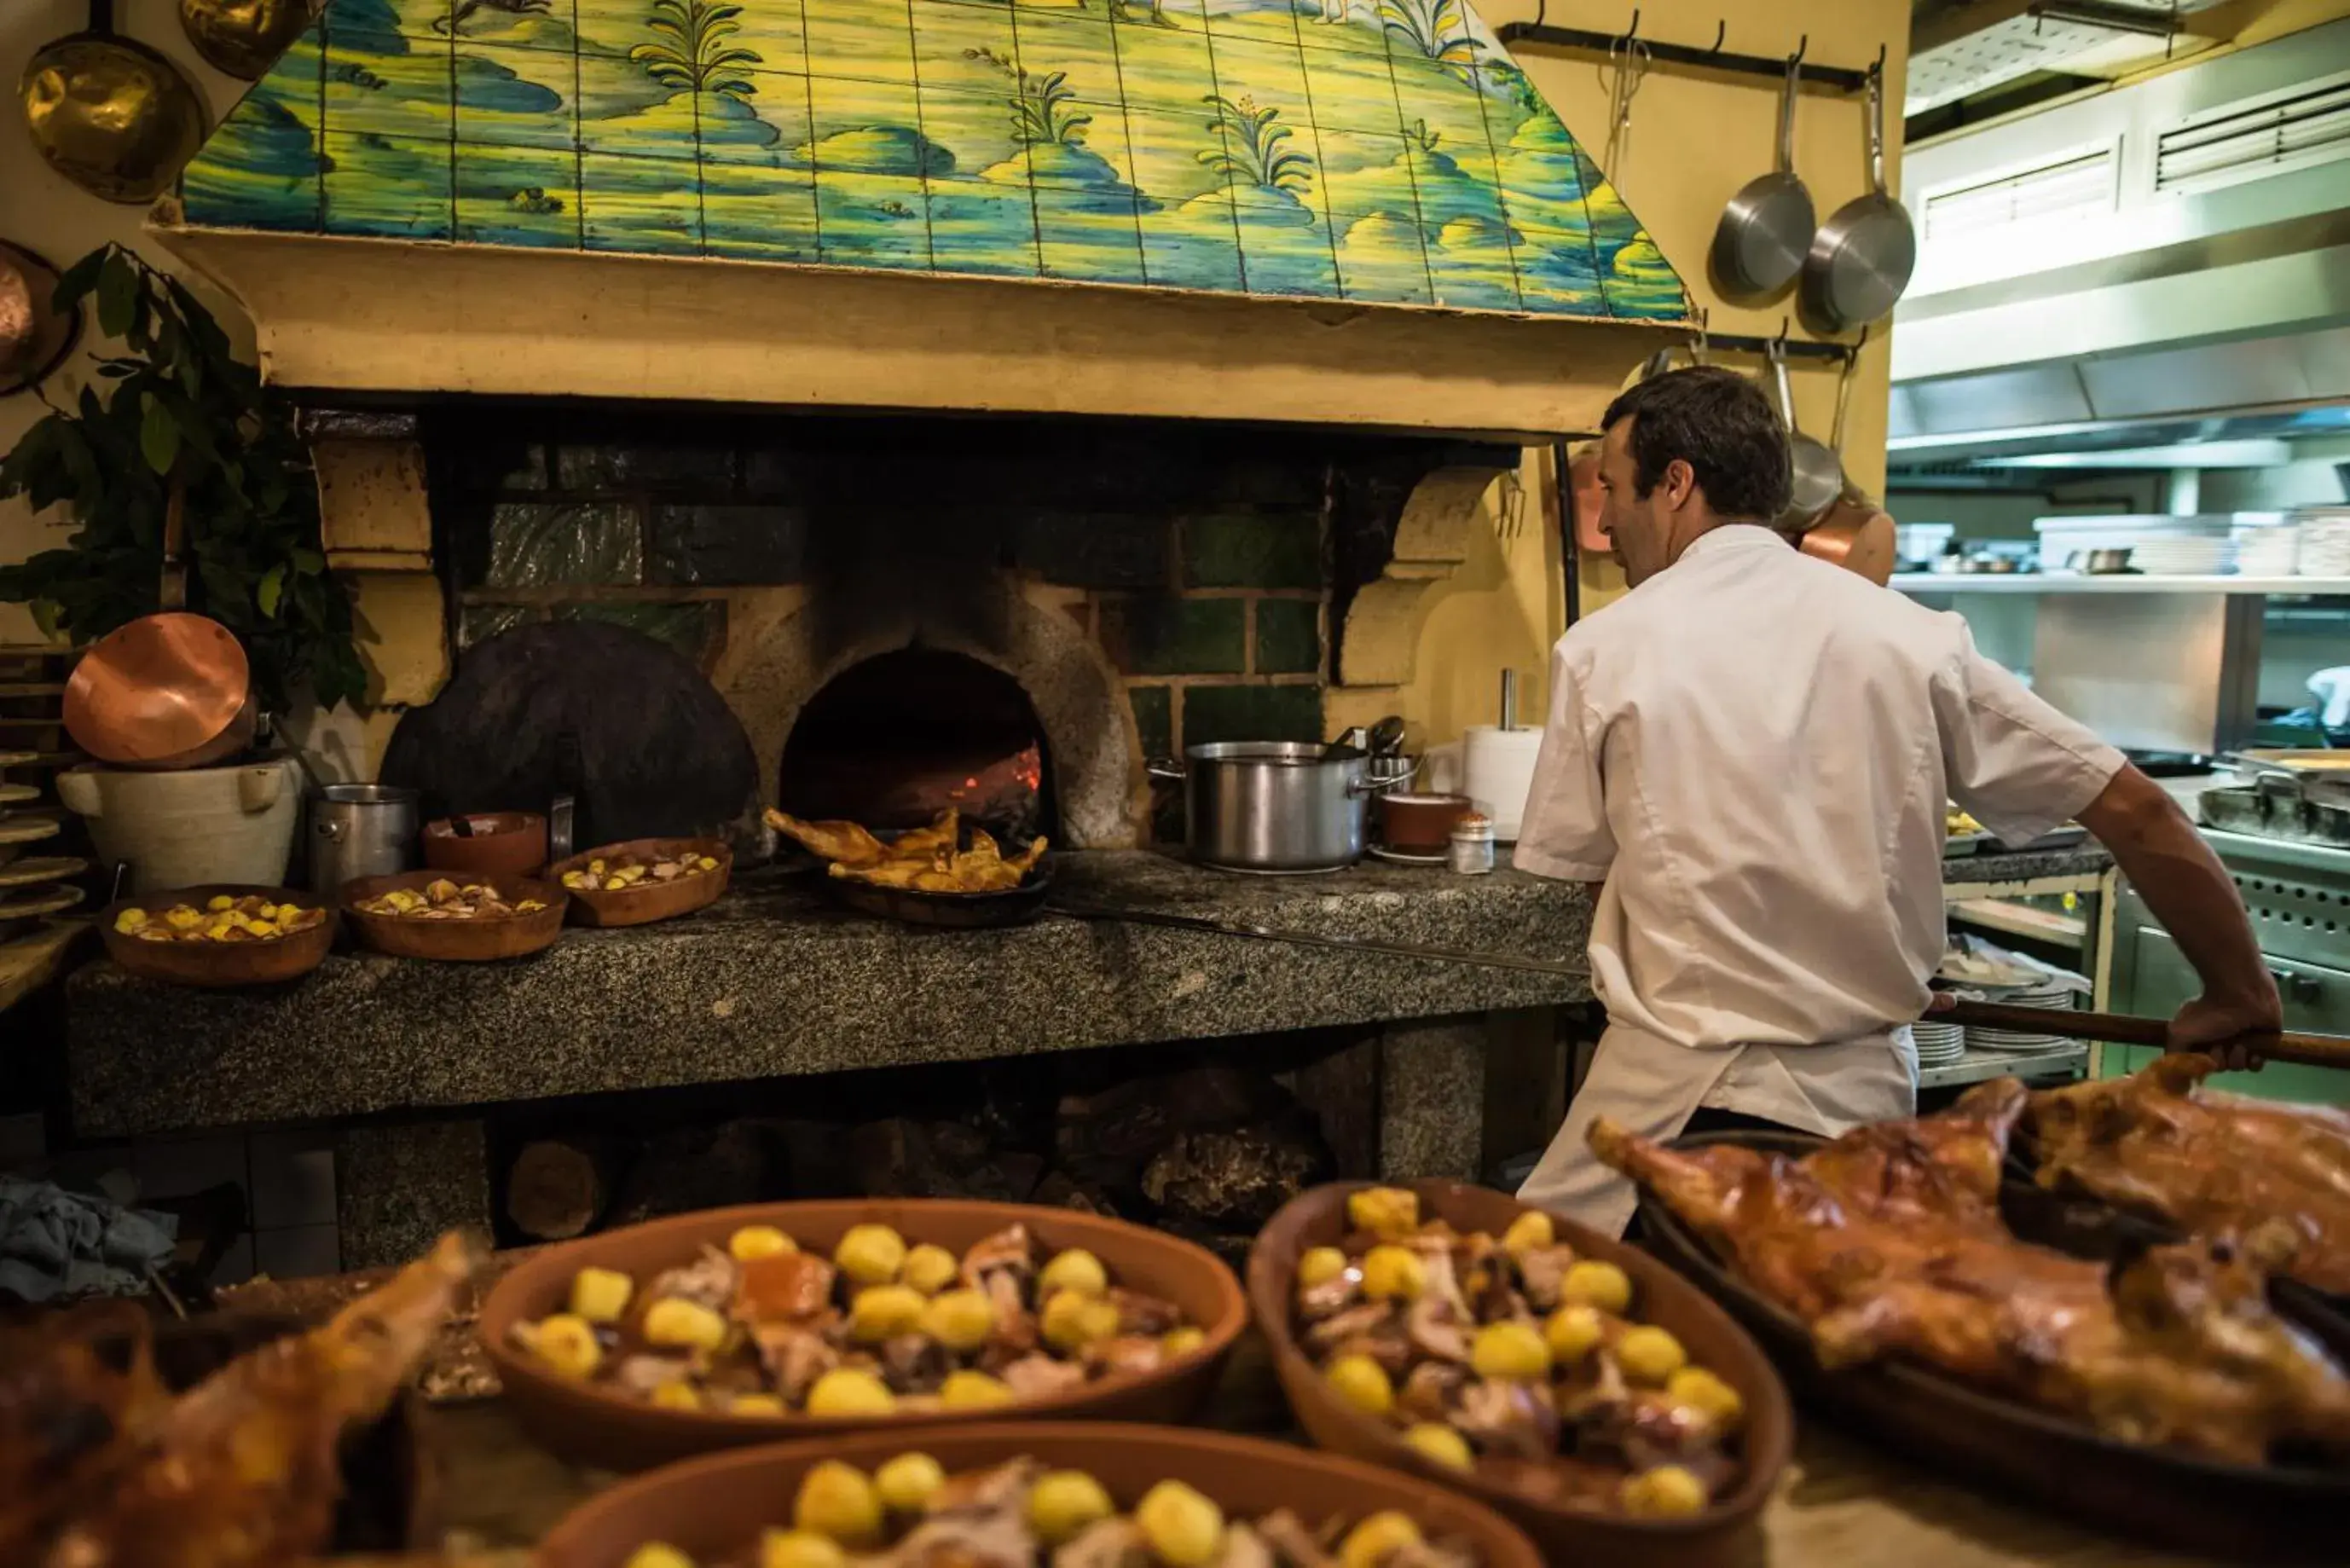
[1668,1366,1745,1429]
[1502,1211,1555,1253]
[728,1393,787,1417]
[1470,1321,1551,1382]
[874,1451,946,1513]
[1040,1288,1120,1352]
[1027,1470,1114,1545]
[1296,1247,1350,1289]
[642,1298,727,1353]
[526,1313,602,1379]
[833,1223,907,1287]
[793,1459,883,1548]
[848,1284,927,1344]
[1324,1353,1392,1418]
[568,1265,634,1324]
[650,1380,701,1412]
[1544,1305,1605,1365]
[1339,1511,1423,1568]
[938,1368,1016,1409]
[1346,1187,1420,1239]
[1136,1479,1224,1567]
[624,1546,696,1568]
[758,1531,844,1568]
[919,1287,996,1353]
[1620,1465,1708,1518]
[900,1241,960,1295]
[1359,1245,1427,1302]
[1615,1325,1687,1386]
[1161,1325,1207,1359]
[1560,1259,1632,1315]
[1039,1247,1108,1298]
[1405,1423,1474,1471]
[804,1368,895,1417]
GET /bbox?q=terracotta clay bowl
[544,836,732,928]
[338,869,568,962]
[421,811,549,878]
[538,1420,1543,1568]
[481,1198,1249,1472]
[96,882,336,988]
[1249,1180,1793,1568]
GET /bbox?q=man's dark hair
[1600,365,1791,522]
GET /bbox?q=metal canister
[309,783,420,895]
[1449,813,1496,875]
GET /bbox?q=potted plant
[0,244,367,889]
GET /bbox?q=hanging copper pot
[177,0,315,82]
[20,0,210,205]
[0,240,82,398]
[65,480,258,771]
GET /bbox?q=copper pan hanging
[0,240,82,398]
[65,479,257,771]
[20,0,211,205]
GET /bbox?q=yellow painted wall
[1393,0,1913,748]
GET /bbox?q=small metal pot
[1149,742,1409,873]
[310,783,420,896]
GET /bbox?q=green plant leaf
[51,246,107,312]
[97,254,140,338]
[28,599,61,640]
[140,395,180,475]
[257,564,287,618]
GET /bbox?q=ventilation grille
[1922,147,2116,239]
[2156,73,2350,194]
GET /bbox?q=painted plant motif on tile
[176,0,1690,321]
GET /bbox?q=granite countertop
[67,850,1593,1137]
[1943,842,2113,886]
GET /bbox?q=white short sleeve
[1936,623,2126,848]
[1514,637,1616,882]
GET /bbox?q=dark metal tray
[1635,1128,2350,1561]
[821,857,1053,929]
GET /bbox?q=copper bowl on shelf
[479,1198,1249,1473]
[96,882,335,988]
[338,869,568,963]
[544,836,731,928]
[420,811,548,879]
[538,1420,1543,1568]
[1248,1180,1793,1568]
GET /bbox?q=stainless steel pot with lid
[1149,741,1411,873]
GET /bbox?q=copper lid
[63,611,252,766]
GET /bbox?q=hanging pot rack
[1495,7,1879,98]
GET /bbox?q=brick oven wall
[426,411,1366,842]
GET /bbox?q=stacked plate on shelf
[2235,524,2302,577]
[1913,1016,1965,1067]
[2301,512,2350,578]
[1963,981,2076,1053]
[2129,535,2237,576]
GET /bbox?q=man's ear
[1662,458,1698,511]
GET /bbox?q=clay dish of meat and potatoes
[767,808,1047,895]
[339,870,569,963]
[547,837,734,928]
[1249,1182,1790,1565]
[537,1422,1543,1568]
[97,883,338,987]
[1599,1081,2350,1559]
[481,1199,1249,1471]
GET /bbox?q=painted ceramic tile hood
[148,0,1691,437]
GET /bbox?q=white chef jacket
[1514,524,2125,1234]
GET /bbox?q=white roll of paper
[1462,725,1545,842]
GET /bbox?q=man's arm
[2077,764,2280,1068]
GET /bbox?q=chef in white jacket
[1514,367,2281,1236]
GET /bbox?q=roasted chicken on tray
[2029,1053,2350,1296]
[1592,1085,2350,1466]
[767,807,1046,894]
[1,1232,476,1568]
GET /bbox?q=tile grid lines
[1189,4,1251,292]
[571,0,588,246]
[1467,59,1526,311]
[1280,0,1349,301]
[445,3,460,240]
[1373,6,1437,306]
[796,0,825,258]
[904,0,944,271]
[1000,3,1052,280]
[1096,8,1151,286]
[1573,143,1610,319]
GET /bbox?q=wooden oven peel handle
[1941,998,2350,1073]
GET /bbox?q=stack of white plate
[1965,982,2076,1052]
[2235,524,2302,577]
[1913,1018,1965,1067]
[2130,535,2237,576]
[2301,512,2350,577]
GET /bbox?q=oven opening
[778,648,1056,846]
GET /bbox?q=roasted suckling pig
[2029,1053,2350,1295]
[1591,1085,2350,1466]
[3,1232,476,1568]
[767,807,1045,894]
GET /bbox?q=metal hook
[1623,7,1641,46]
[1706,20,1725,54]
[1872,43,1886,78]
[1791,34,1808,68]
[1531,0,1547,29]
[1774,317,1791,350]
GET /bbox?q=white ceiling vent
[1923,146,2118,239]
[2155,71,2350,194]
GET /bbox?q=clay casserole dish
[96,882,336,987]
[1249,1179,1792,1568]
[545,836,732,928]
[338,870,568,962]
[481,1198,1249,1471]
[421,811,549,878]
[539,1420,1543,1568]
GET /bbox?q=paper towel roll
[1462,725,1544,842]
